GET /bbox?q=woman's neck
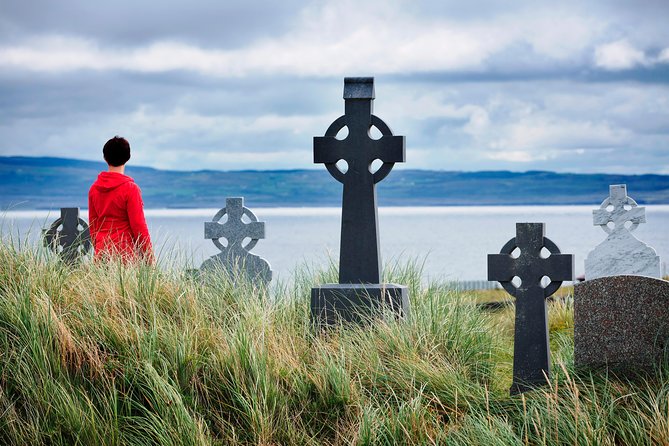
[108,164,125,174]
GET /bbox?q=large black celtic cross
[43,207,91,264]
[488,223,574,394]
[314,77,405,283]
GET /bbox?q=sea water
[3,206,668,282]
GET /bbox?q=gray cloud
[0,0,306,47]
[0,0,668,174]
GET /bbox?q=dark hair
[103,136,131,167]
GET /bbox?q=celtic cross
[313,77,405,284]
[204,197,265,254]
[585,184,659,279]
[593,184,645,234]
[488,223,574,394]
[43,207,91,264]
[202,197,271,285]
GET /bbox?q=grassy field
[1,242,668,445]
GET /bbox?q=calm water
[3,206,668,282]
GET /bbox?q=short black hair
[103,136,131,167]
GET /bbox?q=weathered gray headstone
[585,184,660,280]
[311,77,409,327]
[488,223,574,394]
[200,197,272,286]
[575,275,669,368]
[43,207,91,264]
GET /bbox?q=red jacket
[88,172,153,262]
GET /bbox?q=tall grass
[0,238,668,445]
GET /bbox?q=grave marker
[200,197,272,286]
[488,223,574,394]
[43,207,91,264]
[575,275,669,369]
[585,184,660,279]
[311,77,409,326]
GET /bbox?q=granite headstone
[575,275,669,368]
[585,184,660,280]
[311,77,409,327]
[488,223,574,394]
[200,197,272,286]
[43,207,92,264]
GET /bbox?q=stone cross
[200,197,272,285]
[43,207,91,264]
[593,184,646,234]
[488,223,574,394]
[311,77,409,328]
[585,184,660,279]
[313,77,405,284]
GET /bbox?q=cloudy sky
[1,0,668,173]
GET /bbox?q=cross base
[311,283,409,328]
[510,377,548,395]
[200,251,272,287]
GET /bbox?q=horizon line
[2,154,668,177]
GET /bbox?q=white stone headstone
[584,184,660,280]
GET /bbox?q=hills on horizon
[2,155,669,210]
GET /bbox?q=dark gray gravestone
[311,77,409,327]
[43,207,91,264]
[575,275,669,369]
[488,223,574,394]
[200,197,272,286]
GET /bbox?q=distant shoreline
[3,156,669,209]
[5,204,669,220]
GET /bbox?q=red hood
[92,172,134,192]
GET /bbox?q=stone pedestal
[311,284,409,327]
[201,252,272,285]
[585,231,660,280]
[575,275,669,369]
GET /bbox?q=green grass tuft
[0,237,668,445]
